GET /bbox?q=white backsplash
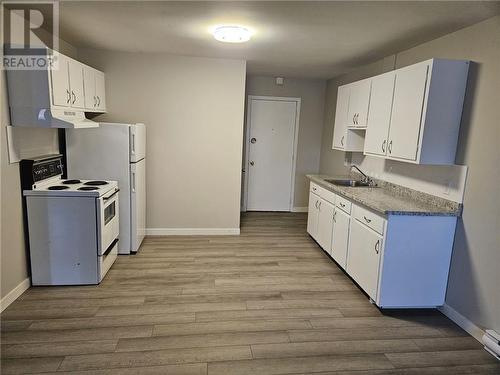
[350,153,467,203]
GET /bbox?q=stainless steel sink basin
[325,179,373,187]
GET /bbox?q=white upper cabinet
[347,79,371,128]
[83,66,106,112]
[387,62,429,161]
[68,58,85,109]
[50,54,70,107]
[95,70,106,111]
[332,86,349,149]
[364,72,395,157]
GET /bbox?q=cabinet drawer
[336,195,352,214]
[353,204,385,235]
[310,182,336,205]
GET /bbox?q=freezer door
[130,159,146,252]
[130,123,146,162]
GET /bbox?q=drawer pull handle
[363,216,371,223]
[339,202,345,208]
[315,200,319,209]
[375,239,380,254]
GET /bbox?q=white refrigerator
[66,123,146,254]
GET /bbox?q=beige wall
[1,40,77,300]
[245,76,326,209]
[78,49,246,232]
[319,16,500,332]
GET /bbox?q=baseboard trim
[0,277,30,312]
[439,303,484,343]
[146,228,240,236]
[291,206,308,213]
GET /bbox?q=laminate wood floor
[1,212,498,374]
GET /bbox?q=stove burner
[48,185,69,190]
[84,180,108,186]
[62,179,81,184]
[78,186,99,191]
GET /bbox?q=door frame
[242,95,301,212]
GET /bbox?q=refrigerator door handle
[132,171,136,193]
[131,133,136,156]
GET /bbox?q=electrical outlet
[443,179,451,195]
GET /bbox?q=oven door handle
[103,238,119,256]
[103,189,120,201]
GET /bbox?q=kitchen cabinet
[331,208,350,269]
[347,79,371,128]
[83,66,106,112]
[332,86,365,152]
[50,54,70,107]
[306,179,458,308]
[347,218,383,300]
[364,72,395,157]
[317,199,335,252]
[68,58,85,108]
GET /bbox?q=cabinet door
[347,220,383,300]
[331,208,350,269]
[68,59,85,108]
[317,198,334,252]
[95,70,106,111]
[50,54,70,107]
[348,80,371,127]
[307,192,320,239]
[83,66,96,110]
[364,72,395,156]
[332,86,349,149]
[388,63,429,161]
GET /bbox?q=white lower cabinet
[317,199,335,252]
[331,208,350,269]
[307,180,457,308]
[346,219,383,300]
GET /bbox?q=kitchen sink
[325,179,374,187]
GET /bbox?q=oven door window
[104,201,116,225]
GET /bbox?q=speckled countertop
[307,174,462,217]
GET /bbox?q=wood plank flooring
[1,212,498,374]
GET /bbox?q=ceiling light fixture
[213,26,251,43]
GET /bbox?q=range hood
[9,107,99,129]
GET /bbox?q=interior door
[388,63,429,161]
[130,159,146,252]
[347,220,383,300]
[247,98,298,211]
[332,86,349,149]
[83,66,96,110]
[331,208,350,269]
[317,198,335,252]
[50,54,70,107]
[364,72,395,156]
[68,59,85,108]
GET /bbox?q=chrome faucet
[350,165,374,186]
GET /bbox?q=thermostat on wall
[275,77,284,85]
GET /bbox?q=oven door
[97,188,120,255]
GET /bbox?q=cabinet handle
[363,215,372,223]
[66,89,71,104]
[97,96,101,106]
[71,91,76,104]
[93,96,97,107]
[339,202,345,208]
[375,239,380,254]
[315,200,319,209]
[333,210,337,223]
[382,140,386,153]
[352,114,356,124]
[318,201,322,210]
[355,113,358,125]
[341,135,344,146]
[388,140,393,154]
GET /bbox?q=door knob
[250,138,257,144]
[250,161,255,166]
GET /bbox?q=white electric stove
[21,155,120,285]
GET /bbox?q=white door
[331,208,350,269]
[247,98,298,211]
[95,70,106,111]
[68,59,85,109]
[83,66,96,110]
[388,62,429,161]
[347,220,383,300]
[332,86,349,149]
[364,72,395,157]
[307,191,320,239]
[50,54,70,107]
[317,198,335,251]
[130,159,146,252]
[347,80,371,127]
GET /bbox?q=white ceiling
[59,1,500,79]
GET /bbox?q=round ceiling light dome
[213,26,251,43]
